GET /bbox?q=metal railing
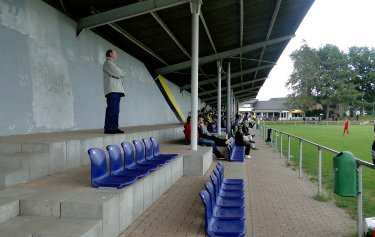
[259,124,375,237]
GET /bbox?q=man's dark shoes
[217,156,227,160]
[104,129,124,134]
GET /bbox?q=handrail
[259,124,375,237]
[357,159,375,169]
[266,126,340,154]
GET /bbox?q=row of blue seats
[199,162,246,237]
[227,140,245,162]
[87,137,177,189]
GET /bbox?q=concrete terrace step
[0,151,186,237]
[0,124,183,190]
[20,190,77,217]
[0,167,29,190]
[0,216,102,237]
[0,216,57,237]
[0,153,53,190]
[0,156,27,191]
[0,198,19,224]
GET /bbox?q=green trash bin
[333,151,357,197]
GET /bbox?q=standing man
[342,117,350,136]
[103,49,125,134]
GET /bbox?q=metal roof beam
[77,0,191,35]
[200,12,217,53]
[198,77,266,96]
[110,23,168,65]
[151,12,191,59]
[235,91,259,99]
[239,0,244,89]
[90,7,168,65]
[155,34,294,74]
[252,0,282,84]
[59,0,67,14]
[204,92,258,104]
[150,11,211,82]
[203,88,260,103]
[181,64,273,90]
[233,87,261,95]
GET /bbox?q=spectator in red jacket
[184,116,225,159]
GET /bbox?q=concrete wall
[0,0,197,136]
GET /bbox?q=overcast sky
[256,0,375,100]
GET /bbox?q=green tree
[316,44,361,117]
[347,46,375,114]
[286,42,319,112]
[287,43,362,118]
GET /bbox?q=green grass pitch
[264,123,375,219]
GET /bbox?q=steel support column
[226,61,231,135]
[190,0,201,150]
[217,60,222,135]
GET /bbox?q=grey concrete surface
[20,190,76,217]
[61,191,120,237]
[0,215,58,237]
[33,218,103,237]
[183,147,213,176]
[0,198,19,224]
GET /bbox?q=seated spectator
[242,122,258,150]
[231,124,239,137]
[235,125,252,159]
[184,116,226,160]
[199,117,231,147]
[205,112,214,132]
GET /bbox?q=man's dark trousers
[104,92,122,132]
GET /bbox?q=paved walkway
[120,135,356,237]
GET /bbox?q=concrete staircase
[0,185,104,237]
[0,155,184,237]
[0,124,215,237]
[0,124,184,190]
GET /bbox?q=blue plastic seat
[106,144,149,178]
[150,137,177,160]
[87,148,138,189]
[121,142,156,172]
[228,141,245,162]
[133,140,162,169]
[215,164,244,185]
[199,190,246,237]
[205,182,245,208]
[217,161,224,167]
[142,138,170,165]
[204,182,245,220]
[210,174,245,199]
[213,168,244,190]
